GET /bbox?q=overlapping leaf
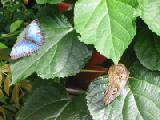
[87,62,160,120]
[74,0,136,63]
[10,16,90,84]
[134,29,160,71]
[138,0,160,36]
[56,95,92,120]
[17,81,92,120]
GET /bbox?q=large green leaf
[138,0,160,36]
[74,0,136,63]
[17,85,69,120]
[134,29,160,71]
[36,0,63,4]
[17,82,92,120]
[10,16,90,84]
[87,62,160,120]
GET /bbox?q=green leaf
[10,16,90,84]
[0,48,10,61]
[10,20,23,32]
[134,29,160,71]
[36,0,63,4]
[117,0,138,8]
[74,0,136,63]
[56,95,92,120]
[87,62,160,120]
[138,0,160,36]
[17,82,92,120]
[17,85,69,120]
[129,62,160,87]
[0,43,7,48]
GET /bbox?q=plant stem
[80,69,106,73]
[128,76,139,80]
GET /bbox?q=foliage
[138,0,160,36]
[87,62,160,120]
[134,28,160,71]
[10,20,24,33]
[74,0,136,63]
[0,43,7,48]
[0,62,32,120]
[17,79,91,120]
[36,0,63,4]
[0,0,160,119]
[10,16,90,84]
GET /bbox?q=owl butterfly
[10,20,44,60]
[103,64,129,105]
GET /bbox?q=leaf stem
[66,88,85,95]
[80,69,106,73]
[128,76,139,80]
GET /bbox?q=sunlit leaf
[74,0,136,63]
[138,0,160,36]
[117,0,138,8]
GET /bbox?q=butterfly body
[103,64,129,105]
[10,20,44,60]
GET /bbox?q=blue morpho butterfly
[10,20,44,60]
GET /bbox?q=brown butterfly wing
[103,64,129,105]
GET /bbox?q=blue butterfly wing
[26,20,44,45]
[10,40,39,60]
